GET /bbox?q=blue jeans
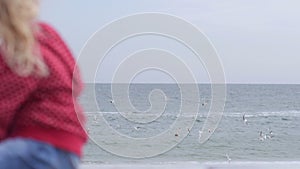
[0,138,80,169]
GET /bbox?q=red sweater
[0,22,87,156]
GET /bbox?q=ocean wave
[80,161,300,169]
[85,110,300,118]
[225,110,300,117]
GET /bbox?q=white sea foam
[80,161,300,169]
[85,110,300,117]
[225,110,300,117]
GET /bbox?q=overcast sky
[40,0,300,84]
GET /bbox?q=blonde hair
[0,0,48,77]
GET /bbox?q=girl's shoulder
[36,22,65,44]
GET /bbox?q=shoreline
[80,161,300,169]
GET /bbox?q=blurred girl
[0,0,87,168]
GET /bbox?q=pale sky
[40,0,300,84]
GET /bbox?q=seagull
[266,128,274,139]
[269,130,274,137]
[243,114,248,125]
[134,126,141,131]
[259,131,263,141]
[226,153,231,163]
[198,130,202,138]
[201,101,208,106]
[259,131,266,141]
[93,115,99,124]
[109,99,114,104]
[263,134,267,140]
[175,128,181,137]
[93,115,97,121]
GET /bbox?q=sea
[79,84,300,165]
